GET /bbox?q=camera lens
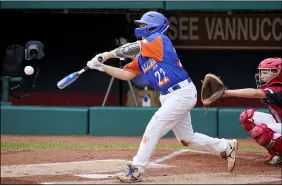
[30,49,38,58]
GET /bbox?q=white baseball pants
[252,111,282,139]
[132,80,230,172]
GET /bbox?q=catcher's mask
[255,57,282,89]
[134,11,169,38]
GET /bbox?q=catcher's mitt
[201,73,226,107]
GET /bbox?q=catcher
[201,57,282,164]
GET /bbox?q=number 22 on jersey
[154,68,170,87]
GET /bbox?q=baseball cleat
[264,155,275,163]
[221,139,238,172]
[116,163,142,183]
[267,156,282,165]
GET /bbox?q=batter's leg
[132,88,197,171]
[116,83,197,182]
[116,114,179,183]
[131,113,180,171]
[172,111,238,172]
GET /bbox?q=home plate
[75,174,114,179]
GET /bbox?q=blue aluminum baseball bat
[57,56,103,89]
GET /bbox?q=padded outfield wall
[1,106,268,138]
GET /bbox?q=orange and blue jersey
[123,33,190,93]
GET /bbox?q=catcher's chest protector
[262,87,282,123]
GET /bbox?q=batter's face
[138,24,147,40]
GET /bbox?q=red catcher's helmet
[255,57,282,89]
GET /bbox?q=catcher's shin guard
[250,124,282,159]
[239,109,256,132]
[266,136,282,157]
[264,137,282,164]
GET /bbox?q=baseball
[24,66,34,75]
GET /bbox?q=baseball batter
[223,57,282,165]
[87,11,238,183]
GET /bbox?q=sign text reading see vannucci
[166,13,282,50]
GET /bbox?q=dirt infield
[1,135,281,184]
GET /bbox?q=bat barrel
[57,72,79,89]
[57,66,89,89]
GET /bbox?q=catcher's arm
[223,89,266,99]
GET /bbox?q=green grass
[1,141,266,152]
[0,142,185,151]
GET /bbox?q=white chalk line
[2,149,261,169]
[75,174,113,179]
[36,149,281,184]
[3,159,126,168]
[2,150,188,169]
[40,173,282,185]
[150,148,258,164]
[2,148,279,184]
[150,149,188,164]
[2,160,174,170]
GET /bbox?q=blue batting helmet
[134,11,169,38]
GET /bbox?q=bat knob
[98,56,103,62]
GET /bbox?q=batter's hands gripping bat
[57,56,103,89]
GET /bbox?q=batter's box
[1,159,174,178]
[41,172,282,184]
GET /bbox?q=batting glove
[87,55,105,72]
[95,52,109,63]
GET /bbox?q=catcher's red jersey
[261,85,282,123]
